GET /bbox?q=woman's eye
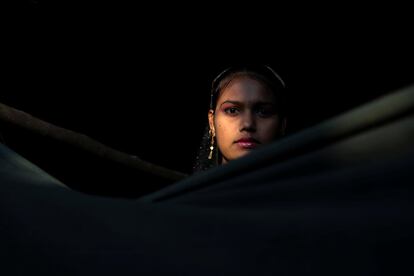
[256,107,275,117]
[224,107,239,115]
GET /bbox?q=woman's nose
[240,112,256,132]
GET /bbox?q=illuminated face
[209,76,286,164]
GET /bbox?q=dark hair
[192,64,287,173]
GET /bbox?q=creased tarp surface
[1,85,414,275]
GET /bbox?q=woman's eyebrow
[220,100,275,107]
[254,101,276,106]
[220,100,241,107]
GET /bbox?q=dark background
[2,1,413,197]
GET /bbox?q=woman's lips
[235,138,260,149]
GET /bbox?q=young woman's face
[209,76,286,164]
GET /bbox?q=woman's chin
[234,150,254,159]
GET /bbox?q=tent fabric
[1,85,414,275]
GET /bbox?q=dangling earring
[208,129,215,160]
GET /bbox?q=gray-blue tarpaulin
[1,85,414,275]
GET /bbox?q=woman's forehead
[217,77,276,102]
